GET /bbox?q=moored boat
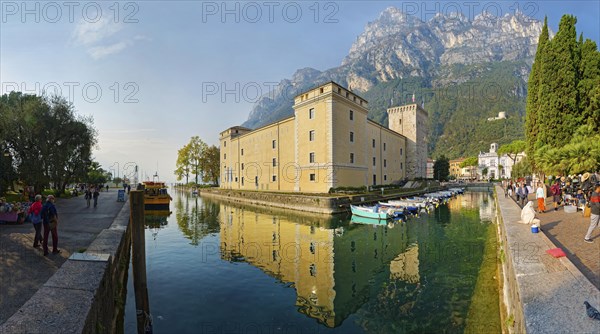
[143,181,172,210]
[350,204,390,220]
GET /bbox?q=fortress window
[241,149,244,156]
[350,132,354,142]
[400,148,403,156]
[309,108,315,119]
[272,140,276,149]
[272,175,277,182]
[346,92,349,98]
[224,141,226,147]
[384,175,387,181]
[224,153,226,160]
[337,87,341,94]
[241,177,244,186]
[350,110,353,120]
[320,88,324,93]
[309,174,316,181]
[399,119,402,126]
[241,163,244,170]
[384,159,387,168]
[273,158,277,167]
[373,157,376,166]
[350,153,354,164]
[309,130,315,141]
[401,162,403,170]
[309,152,315,163]
[383,143,386,151]
[372,139,375,148]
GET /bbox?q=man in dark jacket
[584,184,600,243]
[41,195,59,255]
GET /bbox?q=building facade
[477,143,525,180]
[449,158,464,179]
[220,82,428,193]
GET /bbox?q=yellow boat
[143,181,172,210]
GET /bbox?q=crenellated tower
[387,104,428,179]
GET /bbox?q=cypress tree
[525,17,549,165]
[578,38,600,127]
[537,15,579,148]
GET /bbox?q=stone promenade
[497,186,600,333]
[507,192,600,289]
[0,188,127,325]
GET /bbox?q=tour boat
[143,181,172,210]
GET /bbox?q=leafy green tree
[87,161,108,185]
[498,140,526,166]
[511,156,533,180]
[578,38,600,129]
[0,92,96,194]
[201,145,220,185]
[113,177,123,186]
[187,136,208,185]
[537,15,579,149]
[459,157,478,168]
[525,17,549,163]
[175,144,192,184]
[433,155,450,181]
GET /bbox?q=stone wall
[201,186,444,215]
[0,204,131,334]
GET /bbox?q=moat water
[123,190,501,333]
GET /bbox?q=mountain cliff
[242,7,547,159]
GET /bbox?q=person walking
[536,182,546,213]
[28,194,43,248]
[93,187,100,207]
[517,183,528,207]
[106,184,109,192]
[41,195,59,256]
[551,180,562,211]
[584,184,600,243]
[84,188,92,207]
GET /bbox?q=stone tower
[387,104,428,179]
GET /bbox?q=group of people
[26,194,59,256]
[513,172,600,244]
[504,181,531,207]
[83,185,101,208]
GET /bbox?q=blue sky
[1,1,599,183]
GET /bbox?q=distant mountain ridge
[242,7,547,158]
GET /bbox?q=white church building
[477,143,525,180]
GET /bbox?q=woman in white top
[536,183,546,213]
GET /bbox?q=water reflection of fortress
[218,204,419,327]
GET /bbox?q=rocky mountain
[242,7,548,158]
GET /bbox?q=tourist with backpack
[41,195,59,256]
[27,194,43,248]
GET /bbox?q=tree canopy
[525,14,600,175]
[0,92,97,195]
[433,156,450,181]
[175,137,220,185]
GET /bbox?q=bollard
[130,190,152,334]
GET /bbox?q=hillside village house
[477,143,526,180]
[219,81,429,193]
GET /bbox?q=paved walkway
[0,188,127,324]
[496,187,599,333]
[504,192,600,289]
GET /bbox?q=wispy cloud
[88,41,129,60]
[73,18,123,46]
[72,18,147,60]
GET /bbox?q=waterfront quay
[0,189,129,331]
[495,186,600,333]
